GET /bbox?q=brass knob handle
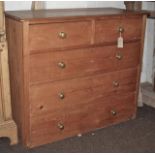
[111,110,117,116]
[58,122,64,130]
[118,27,124,33]
[58,92,65,99]
[59,32,67,39]
[58,62,66,69]
[116,53,123,60]
[113,81,119,87]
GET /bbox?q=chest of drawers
[5,8,148,148]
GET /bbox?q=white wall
[141,2,155,83]
[5,1,125,10]
[4,1,154,83]
[45,1,88,9]
[5,1,32,11]
[86,1,125,8]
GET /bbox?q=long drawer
[30,92,136,147]
[30,68,138,118]
[30,42,140,84]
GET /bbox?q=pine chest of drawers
[5,8,148,148]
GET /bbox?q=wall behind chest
[5,1,125,10]
[142,2,155,83]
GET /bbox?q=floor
[0,105,155,153]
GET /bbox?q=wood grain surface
[30,42,140,84]
[5,8,149,22]
[0,2,18,145]
[5,8,148,148]
[30,68,138,118]
[30,92,136,147]
[29,20,92,51]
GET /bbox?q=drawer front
[121,16,143,41]
[95,17,120,44]
[30,42,140,84]
[95,16,142,44]
[30,92,136,147]
[30,68,138,117]
[29,21,92,52]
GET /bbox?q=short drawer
[30,68,138,118]
[30,92,136,147]
[30,42,140,84]
[29,20,92,52]
[95,16,142,44]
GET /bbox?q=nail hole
[39,105,44,110]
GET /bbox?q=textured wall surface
[4,1,155,83]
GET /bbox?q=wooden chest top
[5,8,149,22]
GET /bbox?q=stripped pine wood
[6,8,149,148]
[0,1,18,145]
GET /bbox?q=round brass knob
[58,92,65,99]
[118,27,124,33]
[116,53,123,60]
[59,32,67,39]
[111,110,117,116]
[113,81,119,87]
[58,122,64,130]
[58,62,66,69]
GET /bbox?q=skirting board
[141,82,155,108]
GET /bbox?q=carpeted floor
[0,105,155,153]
